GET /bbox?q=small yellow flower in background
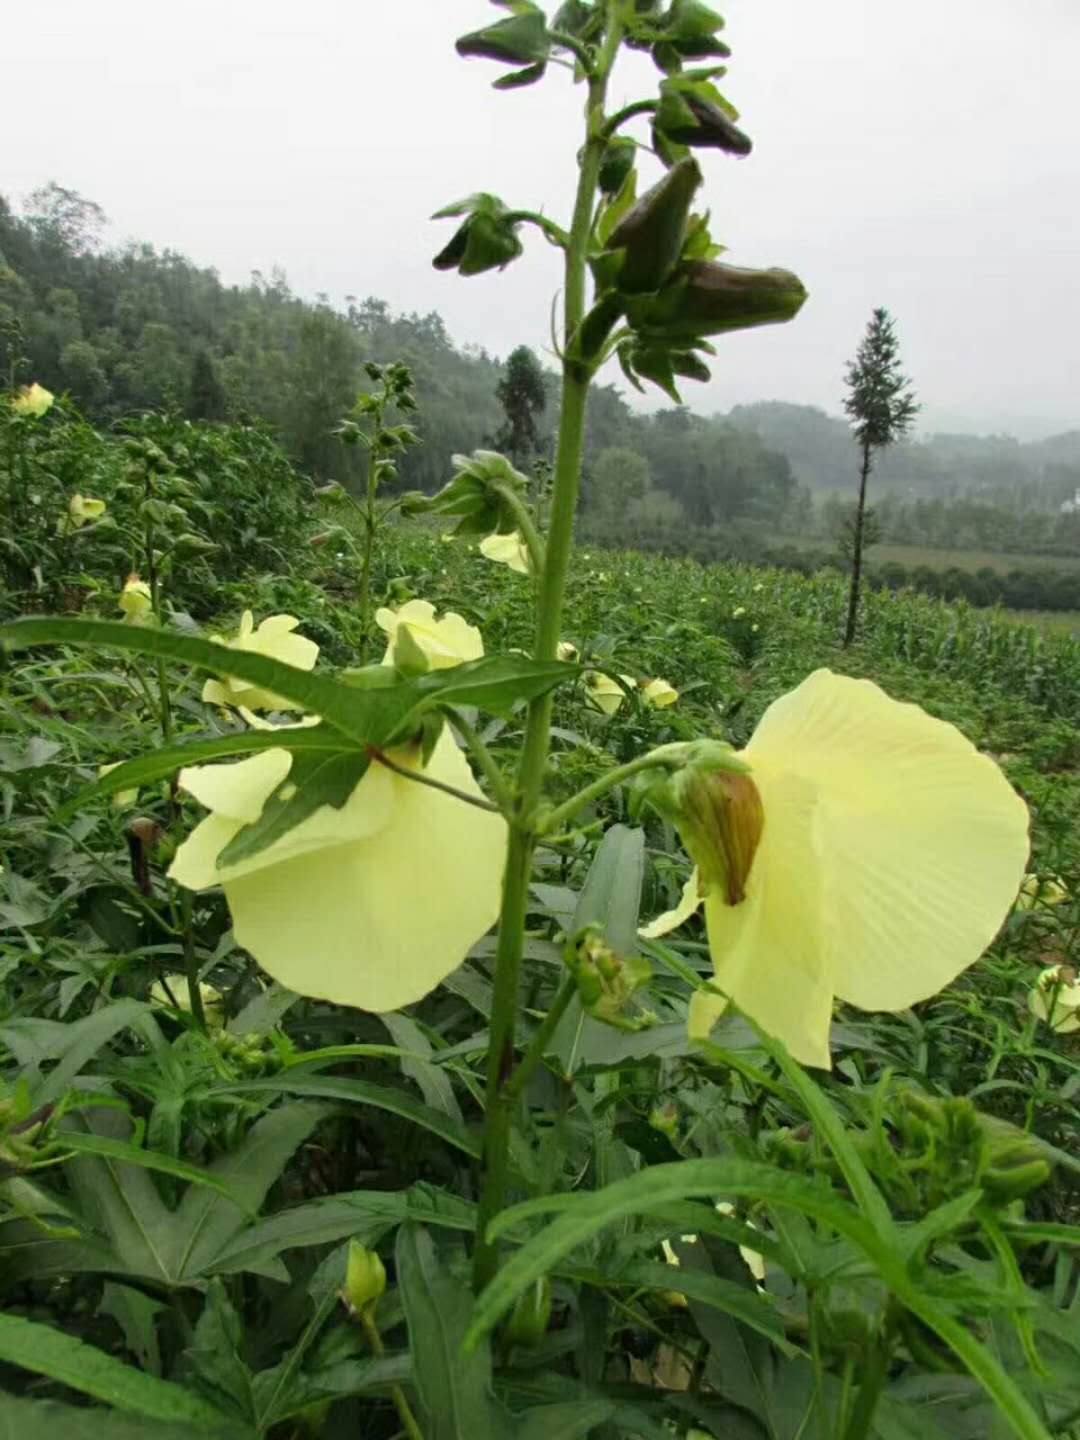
[375,598,482,670]
[11,382,54,418]
[731,606,746,619]
[168,731,507,1012]
[586,671,633,716]
[556,641,579,663]
[202,612,319,712]
[150,977,225,1027]
[640,669,1030,1068]
[752,582,764,593]
[1029,965,1080,1033]
[642,678,678,709]
[68,494,106,528]
[98,762,139,810]
[479,530,531,575]
[1016,873,1069,911]
[118,574,153,624]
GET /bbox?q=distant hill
[726,400,1080,503]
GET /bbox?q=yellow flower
[640,670,1029,1068]
[1029,965,1080,1033]
[11,382,54,418]
[167,731,506,1012]
[479,530,531,574]
[586,671,634,716]
[202,611,319,712]
[642,678,678,708]
[731,606,746,619]
[68,494,106,527]
[118,574,153,624]
[557,641,579,663]
[1016,873,1069,911]
[374,599,482,670]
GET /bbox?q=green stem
[489,481,548,575]
[603,98,657,136]
[539,751,674,834]
[506,977,576,1104]
[472,4,622,1295]
[447,708,516,815]
[360,1312,425,1440]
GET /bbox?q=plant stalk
[472,6,622,1293]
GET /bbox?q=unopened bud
[342,1241,386,1319]
[606,157,702,296]
[636,742,762,905]
[627,260,807,342]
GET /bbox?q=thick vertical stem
[842,440,873,647]
[471,25,619,1292]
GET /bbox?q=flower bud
[456,7,549,68]
[433,197,525,277]
[598,136,637,197]
[655,81,752,157]
[626,261,808,342]
[342,1240,387,1319]
[606,158,702,296]
[637,742,762,905]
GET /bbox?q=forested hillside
[3,185,1077,569]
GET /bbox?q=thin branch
[367,745,502,814]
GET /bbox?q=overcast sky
[4,0,1078,438]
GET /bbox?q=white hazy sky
[4,0,1078,438]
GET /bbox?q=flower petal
[639,869,702,939]
[702,768,834,1068]
[748,670,1030,1012]
[220,731,507,1010]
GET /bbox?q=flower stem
[472,6,623,1294]
[360,1312,424,1440]
[447,709,516,815]
[539,751,676,835]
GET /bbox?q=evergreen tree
[493,344,546,466]
[841,307,919,646]
[187,348,228,421]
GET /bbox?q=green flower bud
[342,1241,387,1319]
[626,261,808,342]
[564,925,653,1030]
[504,1276,553,1348]
[655,80,752,157]
[636,740,760,904]
[605,158,702,296]
[598,137,637,197]
[649,1101,681,1140]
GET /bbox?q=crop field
[2,410,1080,1437]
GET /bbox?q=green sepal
[403,449,531,537]
[433,194,525,276]
[456,8,550,70]
[598,137,637,196]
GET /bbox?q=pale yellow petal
[701,768,834,1068]
[168,812,247,890]
[747,670,1030,1012]
[639,869,702,939]
[688,989,729,1041]
[179,749,293,824]
[479,531,530,575]
[221,731,507,1010]
[202,677,229,706]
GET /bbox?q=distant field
[1004,609,1080,636]
[773,535,1080,575]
